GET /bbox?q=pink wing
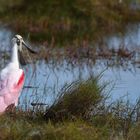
[0,68,25,108]
[0,69,24,94]
[0,67,25,113]
[14,71,25,90]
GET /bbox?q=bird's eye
[16,39,20,45]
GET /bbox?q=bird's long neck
[11,43,19,68]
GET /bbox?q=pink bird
[0,35,36,114]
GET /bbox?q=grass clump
[128,122,140,140]
[0,113,112,140]
[45,77,105,121]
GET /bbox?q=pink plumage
[0,34,36,114]
[15,71,25,89]
[0,63,25,113]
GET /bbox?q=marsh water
[1,24,140,109]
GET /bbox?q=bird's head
[12,34,36,54]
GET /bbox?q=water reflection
[0,27,12,51]
[103,24,140,49]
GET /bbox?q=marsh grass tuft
[45,77,105,121]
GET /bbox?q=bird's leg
[15,98,19,107]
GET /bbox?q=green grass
[0,0,139,46]
[0,114,113,140]
[45,77,104,121]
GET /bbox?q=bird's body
[0,35,36,114]
[0,63,24,113]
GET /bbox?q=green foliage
[0,114,112,140]
[45,77,104,121]
[0,0,139,45]
[0,0,22,13]
[128,123,140,140]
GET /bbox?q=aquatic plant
[45,77,105,121]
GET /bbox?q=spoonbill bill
[0,35,36,114]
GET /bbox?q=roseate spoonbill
[0,35,36,114]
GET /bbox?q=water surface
[0,25,140,109]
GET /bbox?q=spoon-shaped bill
[22,41,37,54]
